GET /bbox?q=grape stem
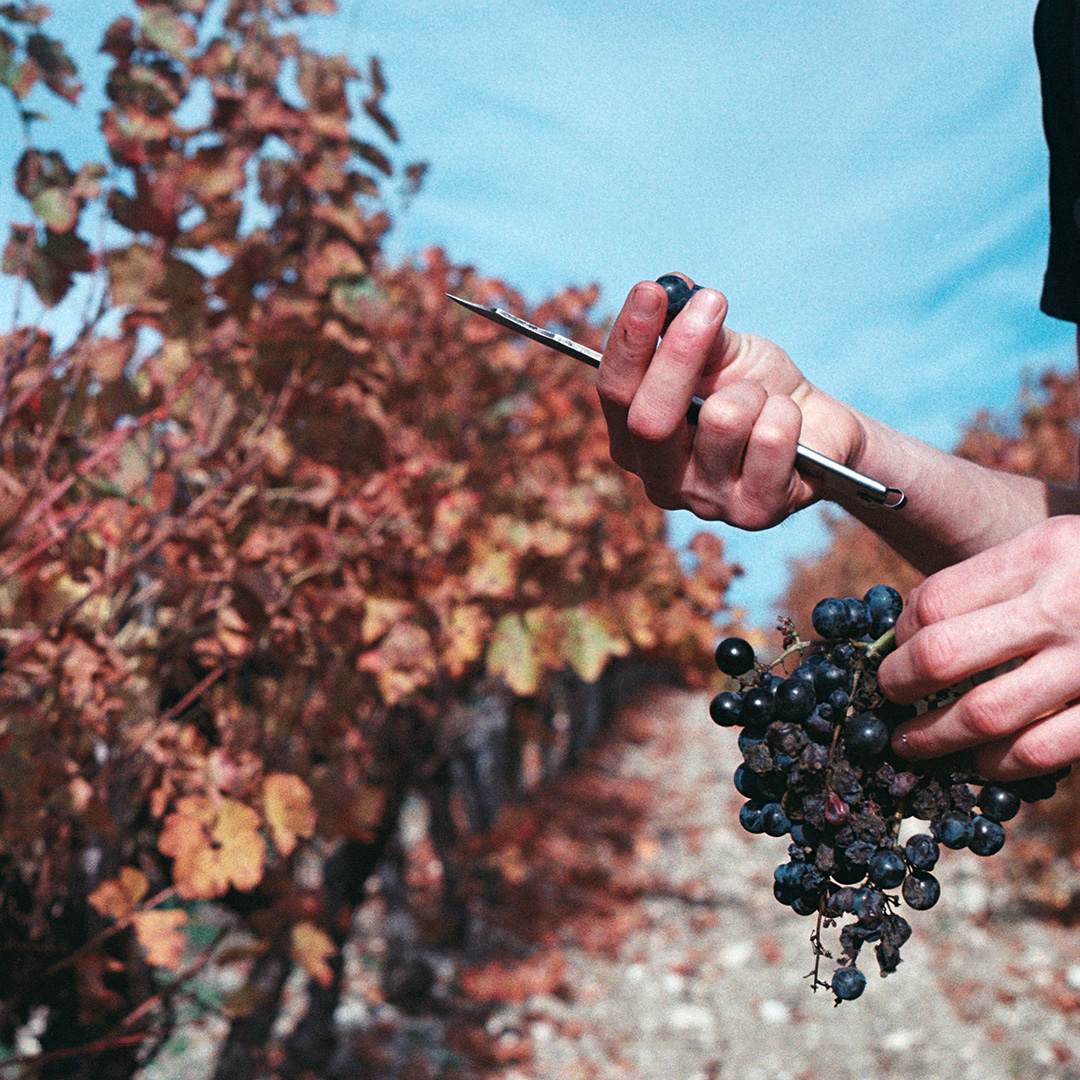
[863,627,897,661]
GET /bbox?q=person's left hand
[877,515,1080,779]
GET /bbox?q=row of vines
[0,2,741,1078]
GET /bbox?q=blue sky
[2,0,1074,622]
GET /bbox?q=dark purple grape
[831,642,857,665]
[968,815,1005,856]
[739,800,767,834]
[714,636,756,677]
[774,677,816,722]
[844,714,889,759]
[803,706,834,745]
[842,597,872,639]
[903,833,939,871]
[761,802,791,837]
[709,690,742,726]
[977,784,1021,822]
[812,597,846,639]
[733,763,762,799]
[656,274,694,331]
[933,810,974,850]
[774,861,807,889]
[864,584,902,637]
[814,660,850,699]
[739,687,775,728]
[851,887,887,924]
[901,870,940,910]
[1009,775,1059,802]
[867,849,907,889]
[831,966,866,1001]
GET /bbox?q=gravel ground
[130,687,1080,1080]
[507,689,1080,1080]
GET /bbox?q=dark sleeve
[1036,0,1080,322]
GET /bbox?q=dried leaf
[159,795,266,899]
[132,908,188,969]
[88,866,149,920]
[263,773,316,856]
[290,921,335,987]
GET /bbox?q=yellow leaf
[132,909,189,969]
[486,613,542,696]
[561,606,629,683]
[442,604,491,678]
[357,622,436,705]
[263,773,316,856]
[88,866,149,920]
[159,795,266,900]
[290,922,335,988]
[465,540,517,599]
[361,597,412,645]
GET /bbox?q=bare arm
[598,277,1068,574]
[599,276,1080,779]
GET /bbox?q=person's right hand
[597,276,867,529]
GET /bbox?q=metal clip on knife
[446,287,906,511]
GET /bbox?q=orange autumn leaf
[263,772,316,856]
[88,866,149,920]
[290,921,335,987]
[132,909,189,969]
[159,795,266,900]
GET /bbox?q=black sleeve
[1036,0,1080,322]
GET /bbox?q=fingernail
[630,284,663,319]
[892,730,911,756]
[684,288,723,324]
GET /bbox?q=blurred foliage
[0,2,742,1076]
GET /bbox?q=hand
[597,276,865,529]
[878,516,1080,779]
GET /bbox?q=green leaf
[32,186,78,232]
[140,7,196,62]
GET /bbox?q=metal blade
[446,293,905,509]
[447,294,603,368]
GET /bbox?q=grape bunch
[709,585,1062,1004]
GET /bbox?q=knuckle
[627,398,679,444]
[1009,727,1059,776]
[1033,515,1080,558]
[698,384,765,435]
[909,624,962,684]
[957,685,1010,739]
[908,578,950,630]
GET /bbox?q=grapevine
[709,586,1064,1004]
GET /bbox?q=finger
[736,392,803,517]
[893,533,1041,643]
[690,378,769,488]
[890,645,1080,759]
[623,289,727,502]
[627,288,727,443]
[878,596,1041,704]
[971,703,1080,779]
[598,281,668,469]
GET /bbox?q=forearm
[820,401,1069,574]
